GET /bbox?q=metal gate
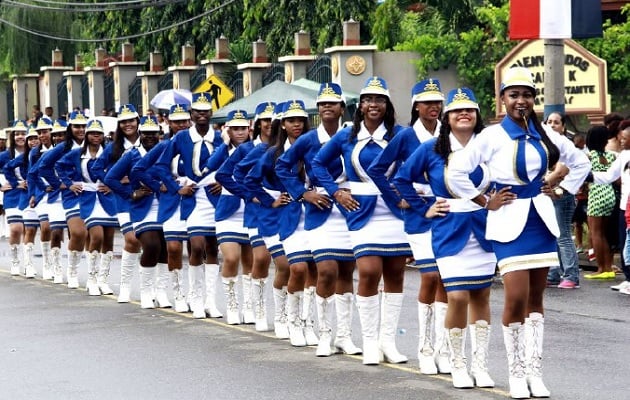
[226,71,243,101]
[104,73,114,113]
[57,77,68,118]
[306,55,331,83]
[262,63,285,86]
[5,83,14,125]
[190,67,206,92]
[158,72,173,92]
[81,76,89,111]
[128,77,142,113]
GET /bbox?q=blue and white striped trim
[353,242,412,258]
[120,221,134,235]
[164,230,188,242]
[267,243,285,258]
[312,248,355,263]
[65,208,81,221]
[441,274,494,292]
[187,225,216,237]
[134,222,163,236]
[23,218,40,228]
[50,220,67,230]
[218,231,250,245]
[37,214,49,223]
[287,250,313,265]
[415,258,438,273]
[249,233,265,248]
[85,217,118,230]
[6,215,23,224]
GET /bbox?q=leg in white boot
[302,287,319,346]
[51,247,63,284]
[252,278,269,331]
[9,244,20,276]
[118,250,139,303]
[97,251,114,295]
[154,263,172,308]
[503,323,530,399]
[287,291,306,346]
[188,265,206,318]
[315,295,335,356]
[23,243,36,278]
[334,293,362,355]
[86,250,101,296]
[447,327,474,388]
[171,268,189,312]
[204,264,223,318]
[434,301,451,373]
[356,294,380,365]
[417,302,438,374]
[66,250,81,289]
[139,266,156,309]
[241,274,255,324]
[525,313,550,398]
[273,286,289,339]
[379,292,408,364]
[41,241,53,280]
[469,320,495,387]
[223,276,241,325]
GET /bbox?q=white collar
[413,119,440,142]
[357,121,387,142]
[81,146,103,159]
[449,131,474,152]
[123,137,139,150]
[316,124,334,145]
[189,125,214,144]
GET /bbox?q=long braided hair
[434,110,485,165]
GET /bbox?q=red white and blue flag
[509,0,603,40]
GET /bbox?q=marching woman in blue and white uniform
[131,104,191,313]
[276,83,361,357]
[219,101,277,332]
[90,104,142,303]
[33,119,70,284]
[394,88,497,389]
[245,100,318,347]
[0,121,27,276]
[39,111,88,287]
[155,93,224,318]
[27,118,55,280]
[106,116,166,309]
[311,77,412,365]
[56,120,117,296]
[368,79,450,374]
[206,110,253,325]
[2,122,37,277]
[447,68,590,398]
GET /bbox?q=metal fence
[158,72,173,92]
[6,83,14,125]
[128,77,142,114]
[104,73,115,113]
[226,71,243,101]
[190,67,206,92]
[57,77,68,119]
[262,63,285,86]
[306,55,331,83]
[81,76,89,111]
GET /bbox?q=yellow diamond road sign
[193,74,234,111]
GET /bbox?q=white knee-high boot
[356,294,380,365]
[67,250,81,289]
[334,292,362,355]
[154,263,172,308]
[23,243,36,278]
[503,323,530,399]
[41,241,53,280]
[469,320,494,387]
[241,273,255,324]
[252,278,269,331]
[302,286,319,346]
[188,265,206,318]
[86,250,101,296]
[287,291,306,347]
[378,292,408,364]
[139,266,156,309]
[118,250,139,303]
[97,251,114,294]
[9,244,20,276]
[315,294,335,356]
[204,263,223,318]
[223,276,241,325]
[525,313,550,398]
[273,286,289,339]
[447,327,474,388]
[51,247,63,283]
[171,268,189,312]
[417,302,438,374]
[434,301,451,373]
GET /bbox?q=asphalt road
[1,237,629,400]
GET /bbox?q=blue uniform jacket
[276,128,345,231]
[56,147,117,218]
[392,137,492,258]
[3,154,29,209]
[311,125,404,231]
[155,127,223,220]
[35,143,80,203]
[207,143,246,222]
[367,126,434,234]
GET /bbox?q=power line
[0,0,237,43]
[27,0,162,6]
[1,0,189,13]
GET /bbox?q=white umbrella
[150,89,192,110]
